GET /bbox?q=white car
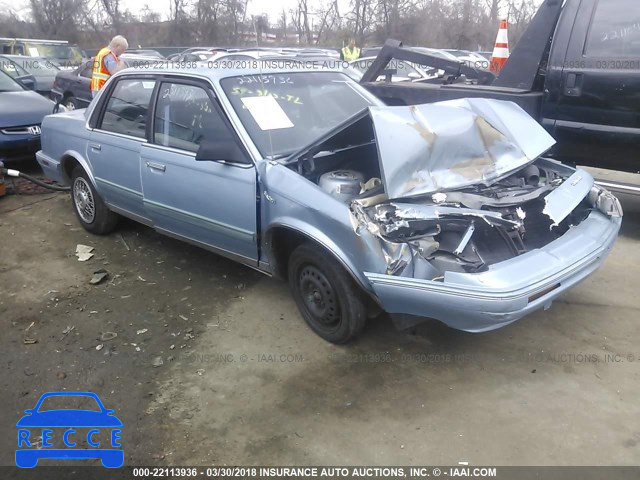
[349,56,436,82]
[443,49,491,70]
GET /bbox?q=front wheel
[71,166,118,234]
[288,243,367,343]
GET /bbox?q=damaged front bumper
[364,209,621,332]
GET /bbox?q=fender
[263,218,376,296]
[61,150,97,188]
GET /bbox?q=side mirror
[18,75,36,90]
[195,139,249,165]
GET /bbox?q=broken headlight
[588,186,623,218]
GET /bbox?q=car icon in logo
[16,391,123,468]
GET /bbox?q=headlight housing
[588,186,623,218]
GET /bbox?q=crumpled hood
[369,98,556,199]
[0,90,55,128]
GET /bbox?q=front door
[140,79,258,264]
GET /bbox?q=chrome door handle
[146,161,166,172]
[89,143,101,151]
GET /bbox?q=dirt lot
[1,166,639,467]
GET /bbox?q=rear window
[585,0,640,56]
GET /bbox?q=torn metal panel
[428,185,553,210]
[588,186,624,219]
[454,223,476,255]
[369,98,556,199]
[542,170,593,226]
[379,203,521,229]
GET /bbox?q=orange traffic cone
[490,19,509,73]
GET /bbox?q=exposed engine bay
[350,160,596,276]
[286,100,622,279]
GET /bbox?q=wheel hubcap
[299,265,340,327]
[73,177,95,223]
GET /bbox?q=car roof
[120,63,345,82]
[216,50,283,58]
[2,54,49,60]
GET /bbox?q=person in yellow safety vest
[341,38,361,61]
[91,35,128,97]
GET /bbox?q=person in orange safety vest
[91,35,128,97]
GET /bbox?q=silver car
[36,66,622,343]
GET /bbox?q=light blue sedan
[36,65,622,343]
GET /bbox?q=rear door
[88,76,156,222]
[74,61,93,106]
[140,78,258,264]
[545,0,640,172]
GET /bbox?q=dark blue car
[16,391,123,468]
[0,68,58,163]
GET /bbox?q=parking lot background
[1,165,639,466]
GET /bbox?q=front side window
[585,0,640,57]
[154,82,227,153]
[100,78,156,139]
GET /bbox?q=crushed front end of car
[284,98,622,332]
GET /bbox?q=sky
[1,0,352,23]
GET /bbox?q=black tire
[64,95,80,110]
[70,166,118,234]
[288,243,367,343]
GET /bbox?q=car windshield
[37,395,101,412]
[221,72,373,158]
[0,69,24,92]
[26,43,84,63]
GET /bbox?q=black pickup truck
[361,0,640,174]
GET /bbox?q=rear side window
[99,78,156,139]
[585,0,640,56]
[0,58,20,78]
[153,82,228,153]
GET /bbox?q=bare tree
[194,0,222,44]
[101,0,122,30]
[140,4,161,23]
[349,0,376,45]
[297,0,312,44]
[22,0,542,53]
[314,0,340,45]
[29,0,83,39]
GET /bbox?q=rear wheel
[71,166,118,234]
[64,95,80,110]
[288,243,367,343]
